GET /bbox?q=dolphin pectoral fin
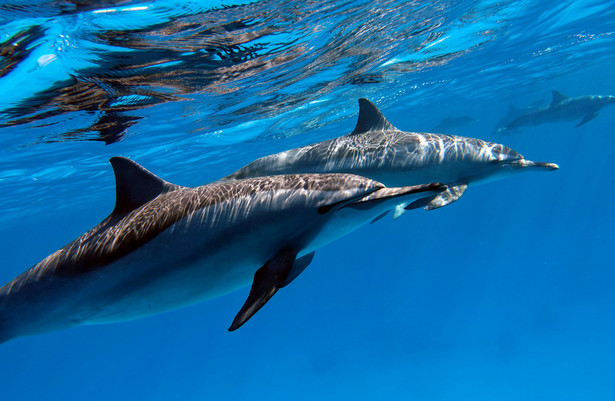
[281,251,315,287]
[393,203,408,219]
[404,194,439,210]
[344,183,445,212]
[425,184,468,210]
[575,112,598,127]
[229,247,298,331]
[392,192,440,219]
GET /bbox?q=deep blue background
[1,1,614,400]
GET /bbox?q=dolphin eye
[496,156,524,166]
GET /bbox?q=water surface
[1,1,614,400]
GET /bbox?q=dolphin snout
[511,159,559,170]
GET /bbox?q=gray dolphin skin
[223,98,559,215]
[497,90,615,133]
[0,157,444,343]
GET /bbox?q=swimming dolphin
[493,102,541,135]
[223,99,559,216]
[431,115,478,134]
[0,157,443,343]
[496,90,615,133]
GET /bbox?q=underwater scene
[1,0,614,399]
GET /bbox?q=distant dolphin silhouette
[496,90,615,133]
[223,99,558,217]
[431,115,477,133]
[494,102,541,135]
[0,157,443,343]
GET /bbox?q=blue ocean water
[1,0,614,399]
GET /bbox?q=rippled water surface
[2,0,613,218]
[1,1,615,400]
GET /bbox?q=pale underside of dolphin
[223,98,559,217]
[498,90,615,133]
[0,157,444,343]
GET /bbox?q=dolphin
[431,115,478,134]
[0,157,443,343]
[493,102,542,135]
[223,99,559,216]
[496,90,615,133]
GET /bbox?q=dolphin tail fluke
[229,247,314,331]
[493,104,520,135]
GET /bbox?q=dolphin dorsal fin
[109,156,182,215]
[551,90,567,106]
[349,98,397,135]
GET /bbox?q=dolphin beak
[508,159,559,170]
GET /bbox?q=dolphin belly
[80,247,257,325]
[0,201,322,338]
[0,230,254,337]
